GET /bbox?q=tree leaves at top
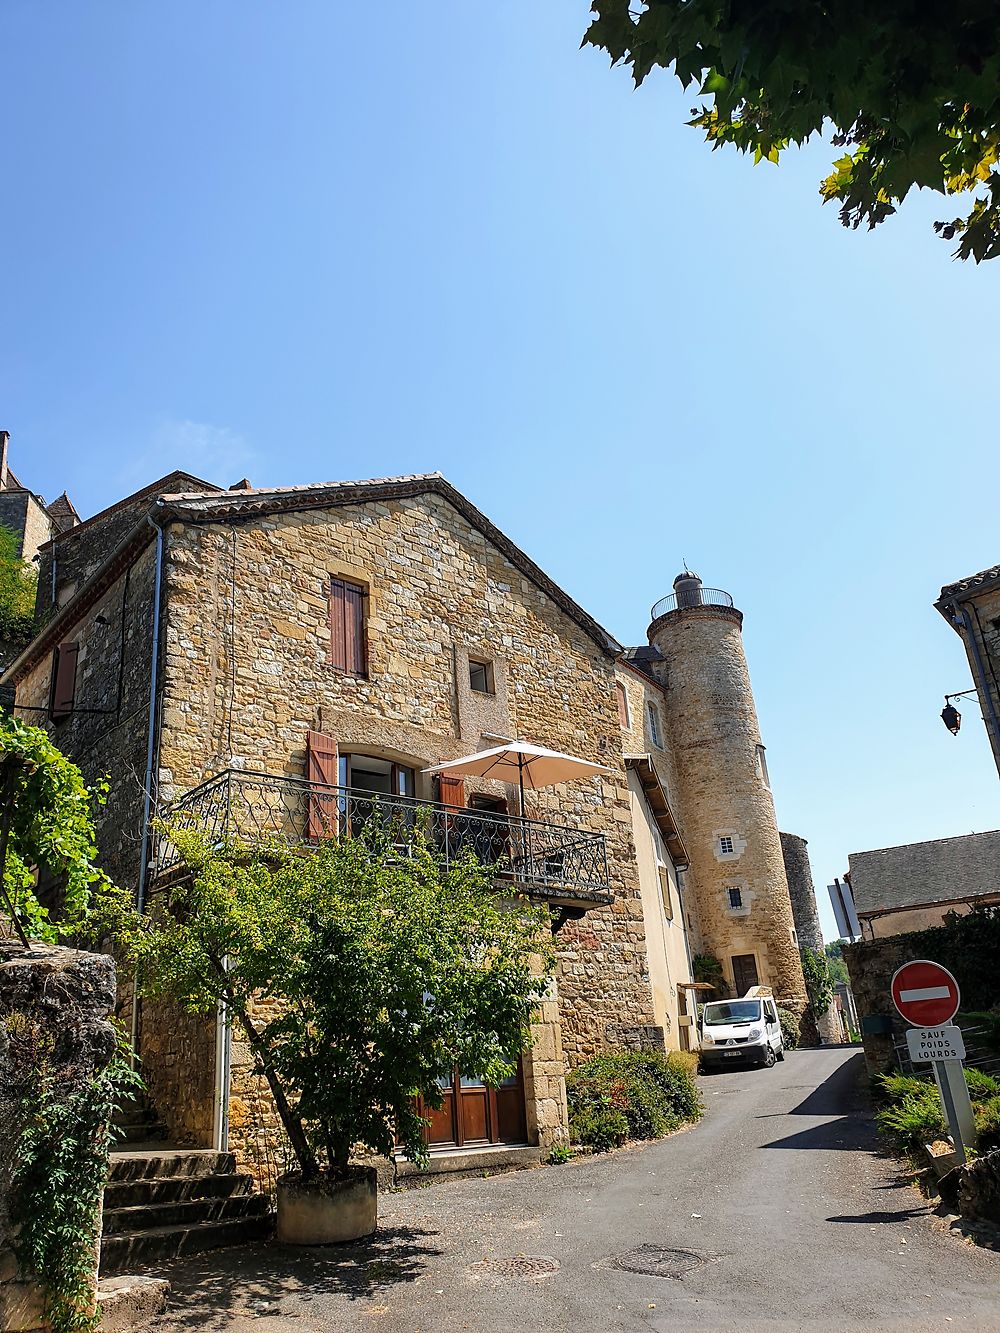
[584,1,1000,260]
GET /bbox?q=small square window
[469,658,494,694]
[719,835,734,855]
[728,886,743,910]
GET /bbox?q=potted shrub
[112,822,553,1244]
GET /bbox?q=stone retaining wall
[0,942,116,1332]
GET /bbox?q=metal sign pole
[932,1059,976,1163]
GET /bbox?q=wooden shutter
[329,578,366,675]
[49,642,79,721]
[306,730,339,840]
[438,774,465,809]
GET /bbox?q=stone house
[5,467,808,1175]
[847,829,1000,939]
[935,562,1000,780]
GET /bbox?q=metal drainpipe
[213,964,232,1152]
[129,517,165,1059]
[953,600,1000,781]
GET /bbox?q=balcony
[154,770,612,907]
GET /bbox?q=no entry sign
[891,959,961,1027]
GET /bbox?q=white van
[699,988,784,1070]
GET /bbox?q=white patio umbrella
[423,740,612,818]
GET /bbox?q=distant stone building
[4,470,809,1175]
[847,829,1000,939]
[935,563,1000,779]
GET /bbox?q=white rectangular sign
[905,1024,966,1064]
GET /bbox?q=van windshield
[703,1000,762,1027]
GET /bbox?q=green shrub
[964,1067,1000,1100]
[877,1071,932,1103]
[567,1049,702,1153]
[876,1088,945,1151]
[777,1007,800,1051]
[546,1142,573,1165]
[975,1096,1000,1152]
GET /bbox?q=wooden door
[417,1059,527,1149]
[732,954,760,996]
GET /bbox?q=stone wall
[0,942,116,1331]
[14,544,159,898]
[155,496,662,1079]
[0,489,52,565]
[843,934,921,1072]
[779,832,823,953]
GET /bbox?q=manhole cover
[609,1245,706,1279]
[469,1255,561,1281]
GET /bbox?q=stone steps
[103,1192,271,1235]
[100,1149,273,1275]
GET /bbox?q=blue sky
[3,2,998,940]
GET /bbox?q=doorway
[418,1060,527,1150]
[731,953,760,996]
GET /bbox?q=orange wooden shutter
[306,730,339,840]
[438,775,465,808]
[50,642,79,720]
[330,578,366,675]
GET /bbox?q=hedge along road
[155,1048,1000,1332]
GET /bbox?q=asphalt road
[153,1048,1000,1332]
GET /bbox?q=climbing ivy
[4,1016,141,1333]
[0,523,36,647]
[0,716,114,943]
[800,945,835,1018]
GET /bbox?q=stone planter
[276,1166,377,1245]
[925,1139,959,1179]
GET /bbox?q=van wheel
[763,1045,777,1068]
[776,1045,785,1062]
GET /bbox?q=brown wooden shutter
[50,642,79,721]
[306,730,339,840]
[329,578,366,675]
[438,774,465,809]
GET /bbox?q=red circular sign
[890,959,961,1027]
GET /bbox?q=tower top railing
[650,588,734,620]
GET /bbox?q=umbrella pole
[518,758,528,877]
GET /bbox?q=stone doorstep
[0,1276,168,1333]
[378,1144,542,1189]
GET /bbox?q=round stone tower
[648,572,806,1009]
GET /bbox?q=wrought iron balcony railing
[154,769,611,901]
[650,588,734,620]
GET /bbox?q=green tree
[0,717,113,944]
[585,3,1000,261]
[824,940,850,986]
[112,825,554,1176]
[0,523,37,646]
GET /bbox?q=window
[646,701,662,747]
[49,641,79,722]
[727,885,743,910]
[469,658,494,694]
[616,682,631,729]
[339,753,415,797]
[719,835,734,855]
[756,744,770,788]
[329,577,366,676]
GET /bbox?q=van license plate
[724,1051,740,1058]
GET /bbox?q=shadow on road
[762,1053,877,1152]
[826,1206,932,1224]
[154,1223,444,1329]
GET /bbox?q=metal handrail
[154,769,611,897]
[650,588,734,620]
